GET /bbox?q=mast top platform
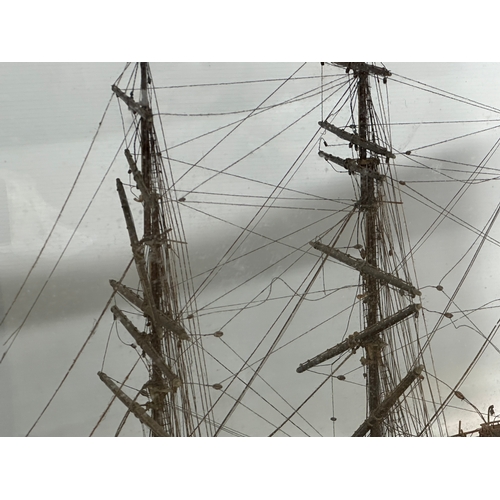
[333,62,391,78]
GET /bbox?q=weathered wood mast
[297,62,425,436]
[98,62,214,437]
[90,62,497,437]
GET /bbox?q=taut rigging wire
[210,211,355,436]
[0,92,116,335]
[152,73,341,89]
[26,259,134,436]
[171,63,308,194]
[15,63,500,436]
[1,119,135,365]
[392,73,500,116]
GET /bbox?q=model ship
[2,62,499,436]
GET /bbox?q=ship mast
[138,62,168,434]
[297,62,424,436]
[357,66,382,436]
[98,62,214,437]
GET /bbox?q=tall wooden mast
[297,62,423,437]
[357,67,382,436]
[139,62,168,434]
[100,62,214,437]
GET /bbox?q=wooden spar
[296,303,420,373]
[124,149,154,209]
[318,150,345,168]
[111,305,182,388]
[116,177,140,248]
[334,62,392,78]
[97,371,169,437]
[318,150,384,181]
[310,242,421,297]
[111,85,150,120]
[115,178,161,326]
[318,121,395,159]
[352,365,424,437]
[110,279,190,340]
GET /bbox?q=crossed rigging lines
[3,63,500,436]
[178,66,500,434]
[5,62,335,437]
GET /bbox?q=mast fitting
[334,62,391,78]
[110,280,190,341]
[310,241,421,297]
[318,150,384,181]
[296,303,420,373]
[97,371,169,437]
[111,85,152,121]
[319,121,395,160]
[111,305,182,389]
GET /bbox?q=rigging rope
[90,356,141,436]
[16,62,500,436]
[210,211,355,436]
[181,102,339,315]
[1,125,134,364]
[416,200,500,434]
[0,92,115,334]
[392,73,500,116]
[171,63,308,193]
[151,73,340,89]
[269,352,354,436]
[25,259,134,436]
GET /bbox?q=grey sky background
[1,63,500,440]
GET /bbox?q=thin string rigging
[0,92,116,334]
[1,123,134,363]
[26,259,134,436]
[392,73,500,116]
[181,103,335,314]
[152,73,340,89]
[211,211,355,436]
[171,63,308,194]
